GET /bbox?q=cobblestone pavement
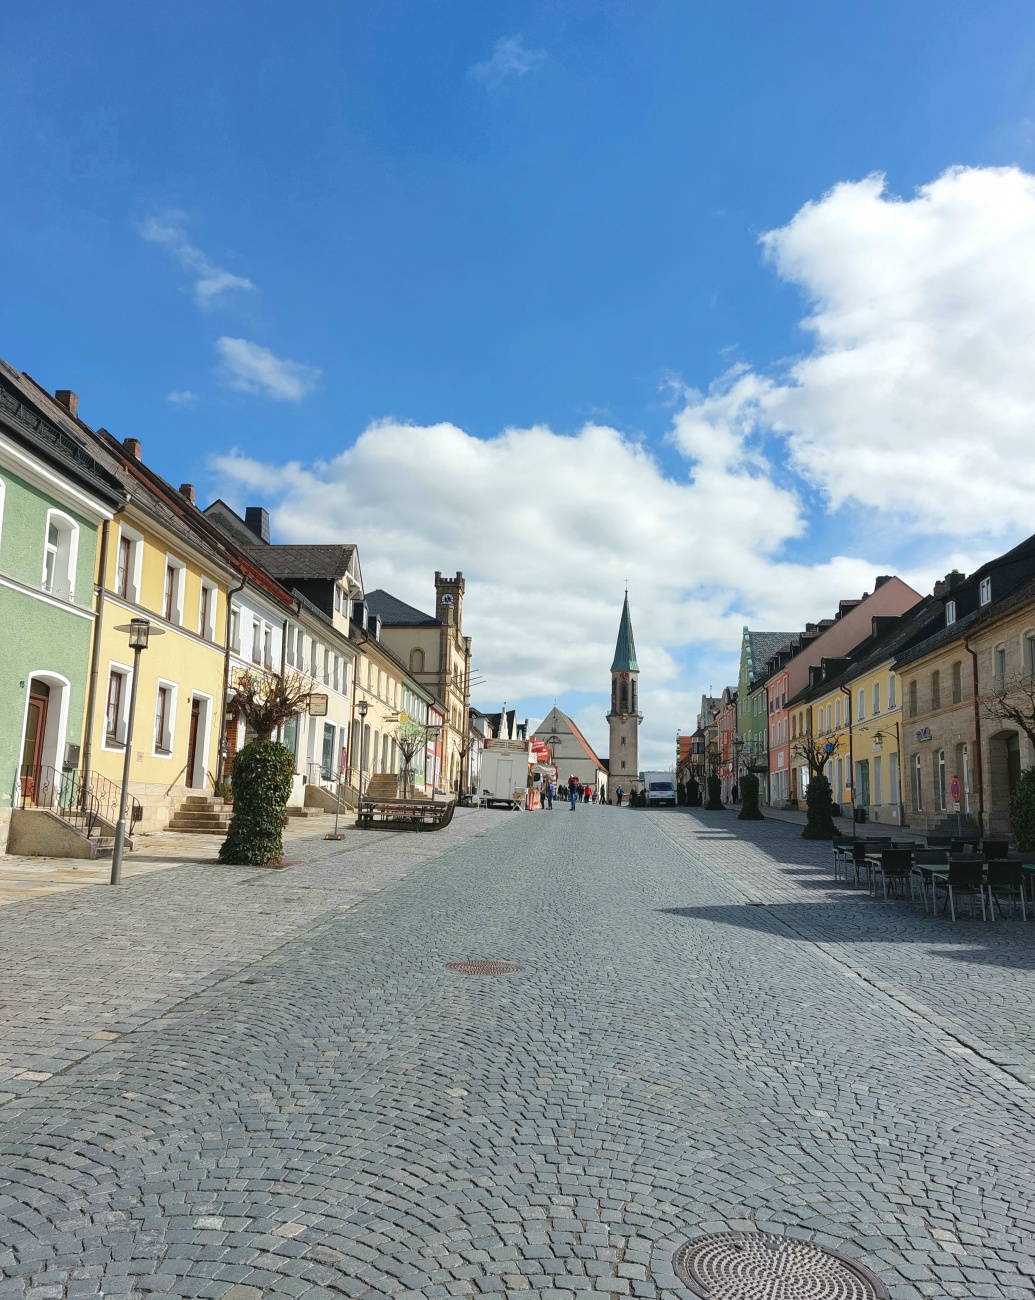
[1,807,1034,1299]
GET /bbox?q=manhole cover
[444,960,523,976]
[672,1232,890,1299]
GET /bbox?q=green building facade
[0,366,124,850]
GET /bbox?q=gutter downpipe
[218,574,248,785]
[843,686,855,829]
[81,517,113,805]
[963,634,985,837]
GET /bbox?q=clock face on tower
[620,672,628,681]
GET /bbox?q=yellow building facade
[84,457,237,832]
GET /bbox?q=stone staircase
[167,795,233,835]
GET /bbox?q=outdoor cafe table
[907,857,1035,915]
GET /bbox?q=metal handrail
[17,765,142,838]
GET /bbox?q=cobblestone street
[1,807,1034,1299]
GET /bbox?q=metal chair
[832,836,855,882]
[987,861,1026,921]
[912,849,948,912]
[875,848,915,902]
[849,839,888,888]
[981,839,1011,861]
[932,857,987,921]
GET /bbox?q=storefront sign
[915,726,932,742]
[309,694,328,716]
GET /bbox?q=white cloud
[166,389,198,405]
[679,166,1035,534]
[469,36,546,87]
[210,417,887,765]
[215,337,321,401]
[207,164,1035,765]
[140,212,255,308]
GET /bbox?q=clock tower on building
[607,591,641,800]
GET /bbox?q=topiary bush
[1010,768,1035,851]
[802,772,838,840]
[738,772,764,820]
[219,739,296,866]
[705,775,724,810]
[687,777,701,807]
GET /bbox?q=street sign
[950,775,961,803]
[309,694,329,716]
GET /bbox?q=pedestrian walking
[546,780,554,809]
[570,783,578,811]
[616,786,624,806]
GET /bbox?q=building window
[105,668,129,744]
[251,619,262,664]
[979,576,992,606]
[931,670,940,710]
[937,748,947,811]
[857,688,865,722]
[825,703,832,732]
[872,681,880,716]
[199,583,217,640]
[835,699,842,729]
[230,606,241,654]
[42,511,79,599]
[285,623,296,666]
[154,684,174,755]
[908,680,917,718]
[163,559,185,624]
[951,661,963,704]
[913,753,923,811]
[888,674,897,709]
[945,600,956,626]
[115,535,132,598]
[994,644,1007,689]
[263,626,273,669]
[1027,633,1035,679]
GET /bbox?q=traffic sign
[950,775,961,803]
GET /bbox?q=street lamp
[356,699,369,806]
[110,617,163,885]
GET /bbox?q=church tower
[607,591,641,799]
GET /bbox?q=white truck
[479,739,533,809]
[642,771,678,807]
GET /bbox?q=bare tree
[792,731,841,782]
[984,675,1035,751]
[230,668,315,743]
[396,719,428,799]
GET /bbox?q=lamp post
[356,698,369,806]
[733,733,745,803]
[110,618,163,886]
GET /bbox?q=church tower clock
[607,591,641,801]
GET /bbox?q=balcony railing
[18,765,142,838]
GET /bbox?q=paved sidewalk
[0,807,513,1096]
[0,814,343,907]
[0,806,1033,1299]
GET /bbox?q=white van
[643,772,677,807]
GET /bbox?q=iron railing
[17,765,142,839]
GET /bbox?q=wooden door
[20,689,49,803]
[186,699,201,788]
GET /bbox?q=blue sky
[4,2,1035,765]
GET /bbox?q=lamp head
[115,617,162,650]
[357,699,369,719]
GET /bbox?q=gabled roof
[249,544,356,582]
[743,630,796,682]
[366,588,439,627]
[533,707,606,770]
[611,592,638,673]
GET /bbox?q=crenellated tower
[607,591,641,799]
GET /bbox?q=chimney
[179,483,196,506]
[933,569,966,600]
[54,390,79,418]
[244,506,270,543]
[874,574,892,589]
[123,437,142,461]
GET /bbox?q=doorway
[20,683,50,803]
[186,698,202,788]
[856,760,870,810]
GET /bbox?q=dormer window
[980,577,992,606]
[946,600,956,626]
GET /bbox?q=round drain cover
[672,1232,890,1299]
[444,960,523,976]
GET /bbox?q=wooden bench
[356,796,456,832]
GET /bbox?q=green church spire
[610,591,638,673]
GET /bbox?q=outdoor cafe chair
[981,839,1011,860]
[987,860,1026,921]
[832,836,855,882]
[932,857,987,922]
[926,835,953,848]
[850,839,888,888]
[874,848,915,903]
[912,849,948,912]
